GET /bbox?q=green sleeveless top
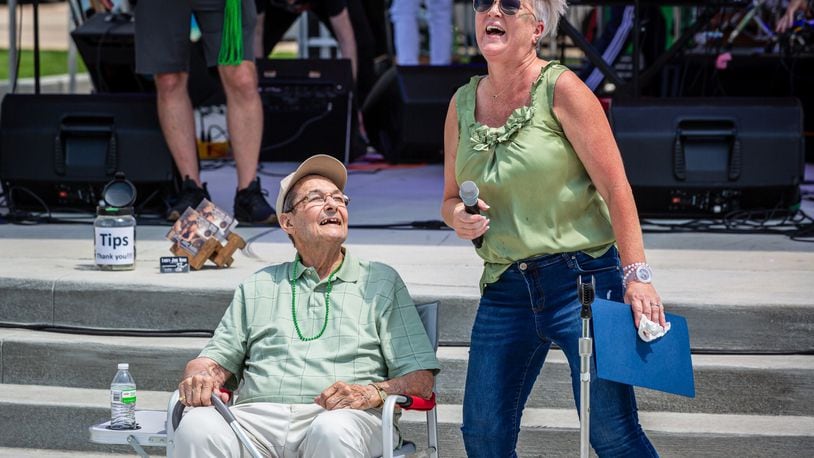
[454,61,615,288]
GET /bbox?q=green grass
[0,47,300,80]
[0,49,87,80]
[268,50,298,59]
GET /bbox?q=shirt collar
[291,247,359,283]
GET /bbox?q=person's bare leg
[218,61,263,190]
[155,71,200,185]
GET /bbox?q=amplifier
[610,97,805,217]
[362,64,485,163]
[0,94,178,213]
[256,58,353,163]
[71,13,154,93]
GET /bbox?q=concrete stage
[0,161,813,456]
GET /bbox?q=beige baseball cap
[275,154,347,221]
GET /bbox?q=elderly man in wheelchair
[173,154,440,457]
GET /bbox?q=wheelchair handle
[210,393,236,422]
[171,392,263,458]
[171,392,235,428]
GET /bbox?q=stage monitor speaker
[0,93,178,214]
[71,13,155,93]
[256,58,353,163]
[610,97,805,217]
[363,64,486,163]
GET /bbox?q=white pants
[174,402,397,457]
[390,0,453,65]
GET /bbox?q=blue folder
[592,299,695,398]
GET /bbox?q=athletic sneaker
[167,176,210,221]
[234,177,277,225]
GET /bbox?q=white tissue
[638,315,671,342]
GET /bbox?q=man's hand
[178,358,231,407]
[314,381,380,410]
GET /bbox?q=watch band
[622,263,652,288]
[369,383,387,407]
[622,269,637,288]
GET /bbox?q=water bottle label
[112,389,137,405]
[95,227,135,265]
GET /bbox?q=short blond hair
[531,0,568,38]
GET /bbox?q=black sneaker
[167,176,210,221]
[234,177,277,225]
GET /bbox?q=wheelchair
[90,302,440,458]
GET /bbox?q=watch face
[635,265,653,283]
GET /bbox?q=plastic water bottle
[110,363,137,430]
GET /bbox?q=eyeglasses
[290,191,350,211]
[473,0,523,16]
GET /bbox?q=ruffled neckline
[469,61,557,152]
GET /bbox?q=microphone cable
[259,102,334,153]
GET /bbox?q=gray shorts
[134,0,257,75]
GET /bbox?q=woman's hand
[450,199,490,242]
[625,282,665,329]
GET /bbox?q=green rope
[218,0,243,66]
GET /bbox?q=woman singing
[441,1,664,456]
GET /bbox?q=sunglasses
[473,0,523,16]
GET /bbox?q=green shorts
[134,0,257,74]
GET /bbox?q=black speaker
[678,53,814,163]
[363,64,485,163]
[71,13,155,93]
[256,58,353,163]
[610,97,805,217]
[0,94,178,213]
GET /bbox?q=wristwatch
[623,263,653,288]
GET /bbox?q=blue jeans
[461,247,658,457]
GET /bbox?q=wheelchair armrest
[166,389,262,458]
[395,392,436,411]
[381,392,437,458]
[170,388,233,430]
[171,395,186,431]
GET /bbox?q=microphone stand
[578,275,595,458]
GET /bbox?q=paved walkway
[0,3,73,51]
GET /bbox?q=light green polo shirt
[454,61,616,288]
[199,250,440,405]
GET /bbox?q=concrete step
[0,384,811,457]
[2,329,812,416]
[0,448,152,458]
[399,405,814,458]
[0,384,170,454]
[1,236,812,353]
[436,347,814,417]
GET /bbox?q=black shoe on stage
[167,176,210,221]
[234,177,277,225]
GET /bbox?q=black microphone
[578,275,595,319]
[459,181,483,249]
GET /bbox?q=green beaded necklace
[290,254,344,341]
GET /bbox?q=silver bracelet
[622,261,647,274]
